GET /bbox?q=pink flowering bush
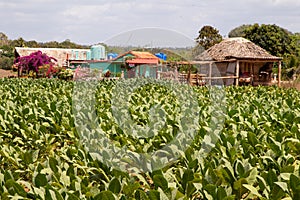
[14,50,57,77]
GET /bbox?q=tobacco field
[0,78,300,200]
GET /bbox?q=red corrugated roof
[126,58,158,64]
[130,51,158,59]
[114,50,159,62]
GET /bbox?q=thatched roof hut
[195,37,280,61]
[194,37,282,86]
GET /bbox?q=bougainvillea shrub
[14,50,57,77]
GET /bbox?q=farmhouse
[194,37,282,86]
[89,50,160,78]
[15,47,89,67]
[14,45,106,67]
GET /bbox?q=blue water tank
[91,45,106,60]
[155,53,167,61]
[107,53,118,60]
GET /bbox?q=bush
[57,68,74,80]
[0,56,14,70]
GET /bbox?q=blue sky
[0,0,299,47]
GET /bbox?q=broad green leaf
[94,191,115,200]
[280,173,291,181]
[123,182,140,197]
[186,181,196,197]
[148,190,160,200]
[289,174,300,199]
[216,187,227,200]
[135,189,149,200]
[203,184,217,198]
[108,178,122,194]
[158,188,169,200]
[67,192,81,200]
[243,184,262,198]
[247,132,258,147]
[290,174,300,192]
[35,173,48,187]
[274,182,288,193]
[153,174,168,191]
[45,188,57,200]
[4,179,27,197]
[60,171,70,187]
[182,169,194,191]
[247,168,258,184]
[49,157,59,173]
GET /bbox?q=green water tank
[86,51,91,60]
[91,45,106,60]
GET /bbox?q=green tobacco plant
[0,79,300,199]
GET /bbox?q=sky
[0,0,300,47]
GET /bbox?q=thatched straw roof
[195,37,281,61]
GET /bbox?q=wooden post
[188,64,191,85]
[278,61,281,87]
[236,60,240,86]
[196,70,199,86]
[209,62,212,85]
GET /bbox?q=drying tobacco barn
[194,37,282,86]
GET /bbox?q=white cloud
[271,0,300,5]
[63,4,111,21]
[0,0,299,45]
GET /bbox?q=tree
[25,40,39,48]
[0,45,14,58]
[233,23,300,79]
[291,33,300,58]
[243,23,293,57]
[11,37,25,47]
[0,56,14,70]
[59,39,90,49]
[195,25,222,50]
[0,32,9,46]
[228,24,252,38]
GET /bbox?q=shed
[194,37,282,86]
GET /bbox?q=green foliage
[0,78,300,199]
[229,23,300,79]
[0,34,15,69]
[244,23,293,57]
[0,32,9,46]
[228,24,252,38]
[0,56,14,70]
[195,25,223,50]
[57,68,74,80]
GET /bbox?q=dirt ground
[0,69,17,78]
[281,81,300,91]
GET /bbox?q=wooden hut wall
[216,63,228,76]
[197,63,210,75]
